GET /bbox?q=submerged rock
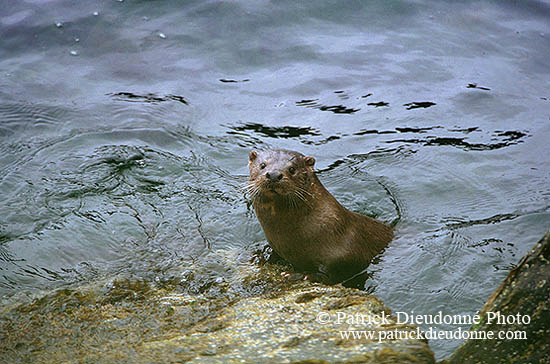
[444,232,550,364]
[0,265,435,363]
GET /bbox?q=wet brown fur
[248,149,393,285]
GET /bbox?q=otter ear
[249,150,258,162]
[304,156,315,167]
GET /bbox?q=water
[1,0,549,359]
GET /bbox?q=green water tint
[0,135,250,288]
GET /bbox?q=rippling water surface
[1,0,549,359]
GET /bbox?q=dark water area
[1,0,549,359]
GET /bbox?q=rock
[0,271,435,363]
[147,284,436,363]
[443,232,550,364]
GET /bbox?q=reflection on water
[403,101,437,110]
[296,97,361,114]
[1,0,550,359]
[109,92,189,105]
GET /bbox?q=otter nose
[266,171,283,182]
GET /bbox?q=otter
[247,149,393,287]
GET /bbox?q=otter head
[248,149,315,204]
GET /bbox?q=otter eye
[289,167,296,174]
[260,162,266,169]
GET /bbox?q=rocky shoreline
[1,233,548,363]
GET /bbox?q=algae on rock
[0,263,435,364]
